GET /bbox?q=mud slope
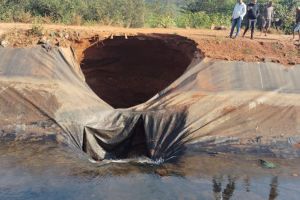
[80,35,198,108]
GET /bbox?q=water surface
[1,143,300,200]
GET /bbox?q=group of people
[229,0,300,41]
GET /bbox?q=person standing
[261,1,274,36]
[243,0,259,39]
[229,0,247,38]
[293,7,300,41]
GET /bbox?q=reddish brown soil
[0,23,299,108]
[79,35,197,108]
[0,23,299,66]
[198,37,299,65]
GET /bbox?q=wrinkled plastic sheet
[1,46,300,161]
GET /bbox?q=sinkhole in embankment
[79,34,199,108]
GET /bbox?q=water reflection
[269,176,279,200]
[243,176,251,193]
[212,175,280,200]
[212,176,222,199]
[0,143,299,200]
[213,176,236,200]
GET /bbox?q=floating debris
[259,159,277,169]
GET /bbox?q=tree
[183,0,236,15]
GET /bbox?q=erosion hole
[80,34,198,108]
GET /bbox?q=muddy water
[1,143,300,200]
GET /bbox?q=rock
[38,36,48,44]
[263,58,272,63]
[37,36,52,51]
[292,173,298,177]
[74,31,81,42]
[41,43,52,52]
[155,168,169,176]
[15,124,26,132]
[0,40,9,47]
[59,32,64,38]
[256,136,263,143]
[55,41,60,47]
[49,31,55,37]
[211,25,227,30]
[271,59,280,63]
[288,61,296,65]
[64,33,69,40]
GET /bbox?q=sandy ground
[0,22,299,65]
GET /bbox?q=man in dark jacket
[293,6,300,41]
[242,0,259,39]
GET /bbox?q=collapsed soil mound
[79,34,198,108]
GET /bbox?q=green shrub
[175,14,190,28]
[13,10,33,23]
[145,14,159,28]
[173,12,231,29]
[189,12,211,28]
[0,0,297,32]
[274,3,297,34]
[0,0,144,27]
[145,14,175,28]
[160,15,176,28]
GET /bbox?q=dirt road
[0,23,299,65]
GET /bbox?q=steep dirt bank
[77,35,198,108]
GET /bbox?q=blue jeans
[230,17,242,38]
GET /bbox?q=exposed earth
[1,23,299,109]
[1,23,300,200]
[0,23,299,66]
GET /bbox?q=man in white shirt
[229,0,247,38]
